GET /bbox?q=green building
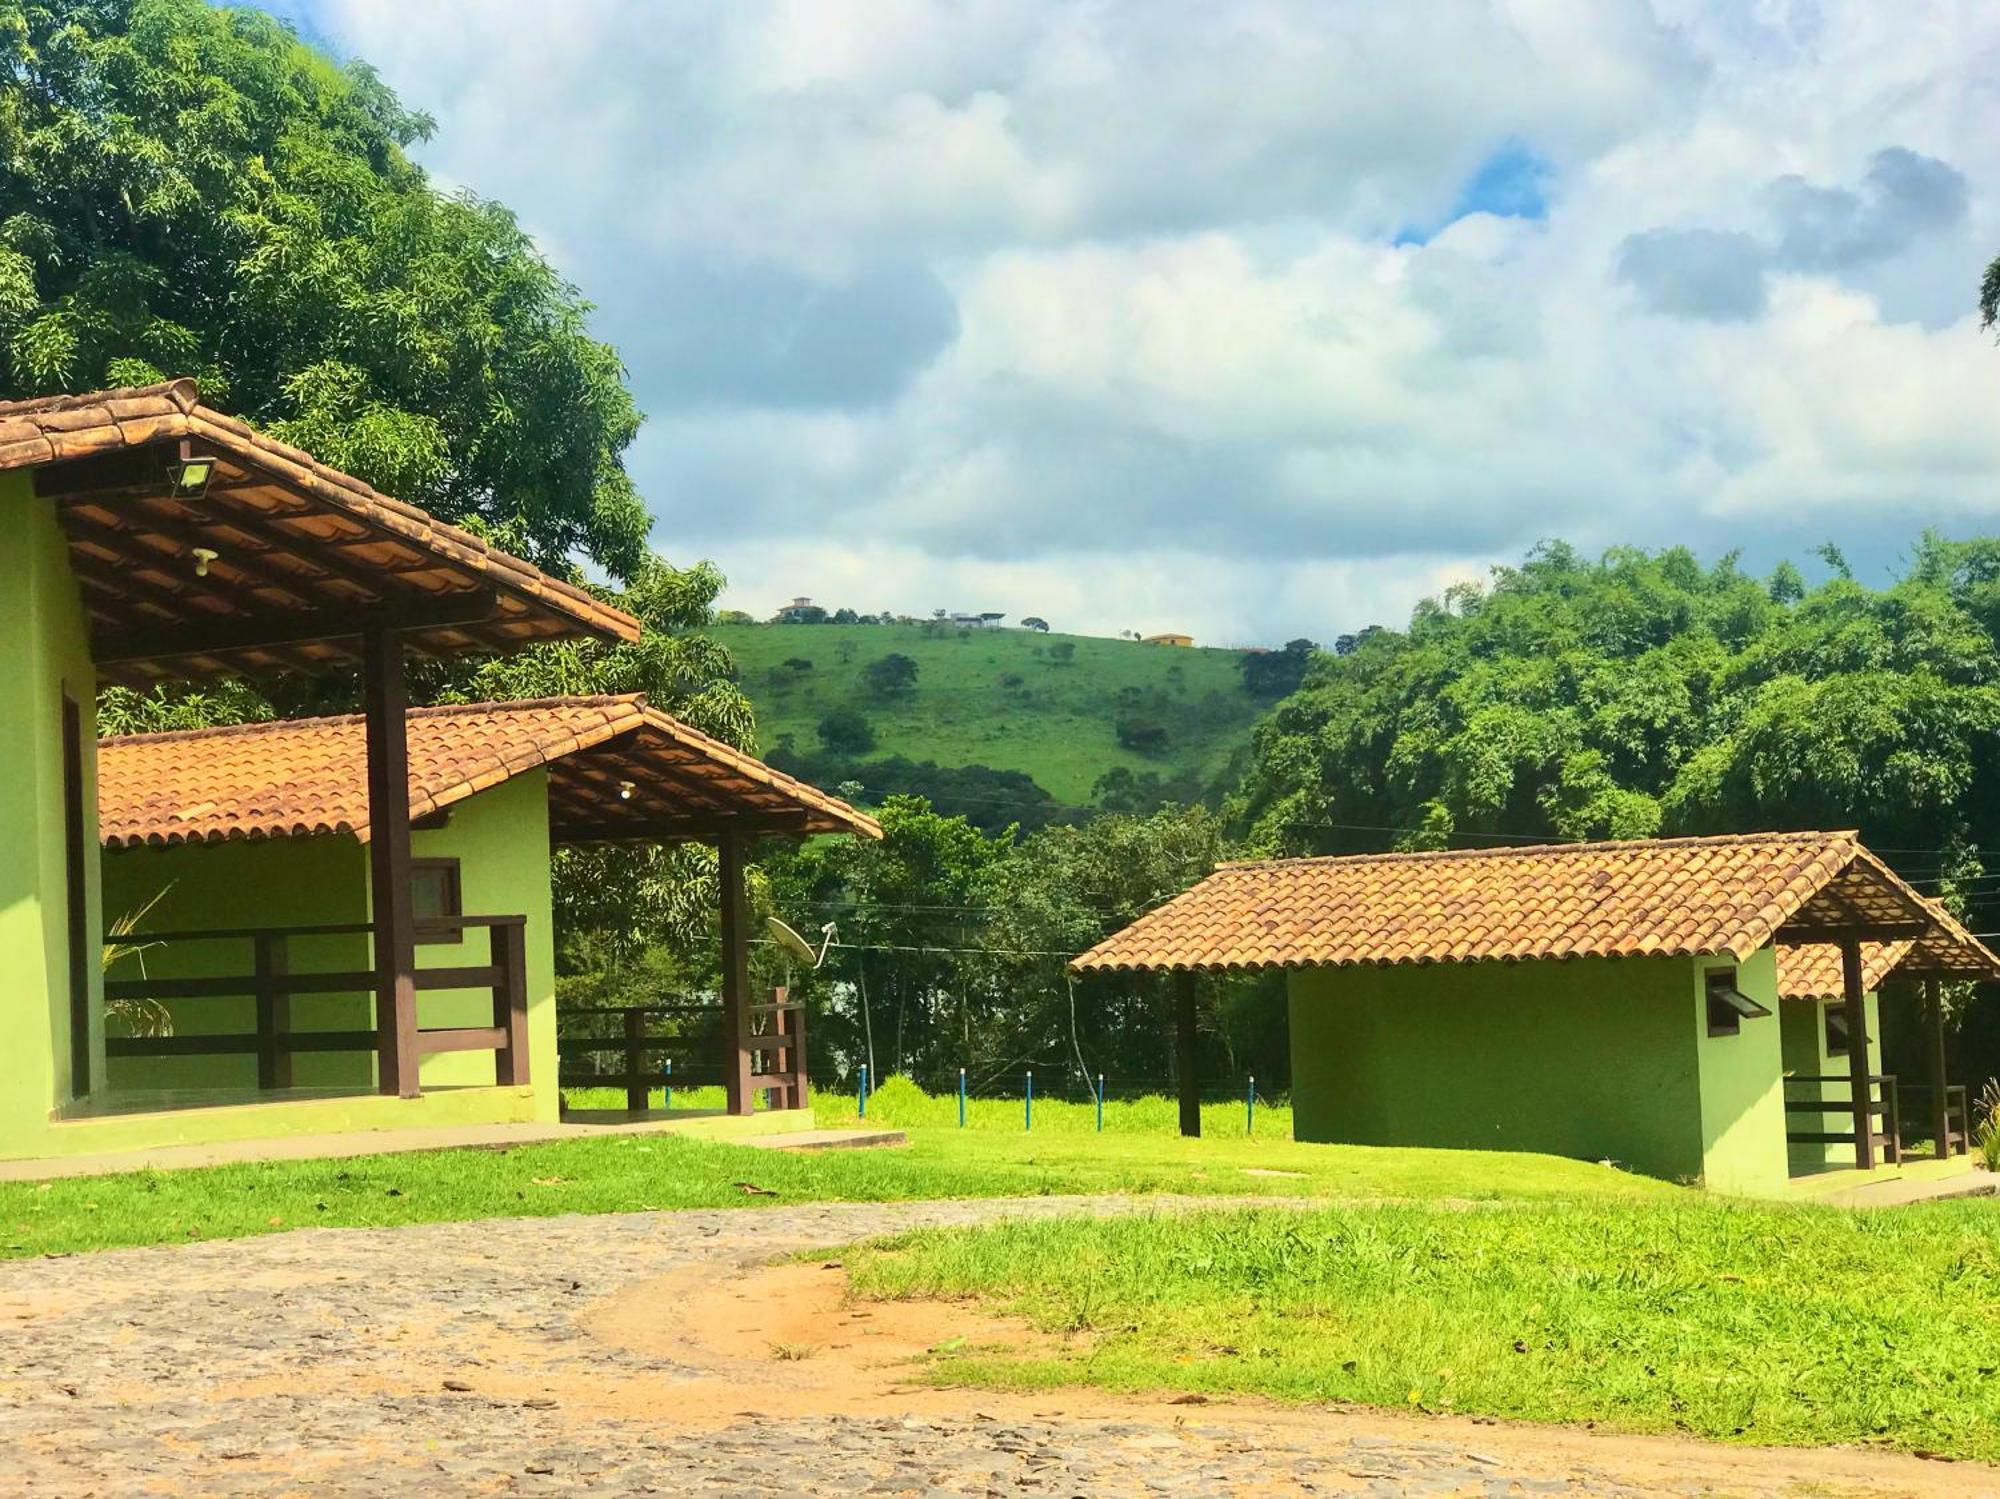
[0,380,870,1166]
[1075,832,1994,1196]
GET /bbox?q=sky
[272,1,2000,646]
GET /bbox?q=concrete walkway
[0,1116,904,1182]
[1811,1164,1997,1209]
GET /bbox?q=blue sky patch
[1397,141,1553,245]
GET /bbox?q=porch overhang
[3,380,640,685]
[97,695,880,850]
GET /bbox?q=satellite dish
[766,916,837,971]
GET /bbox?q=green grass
[566,1076,1293,1138]
[844,1199,2000,1462]
[712,622,1261,804]
[0,1117,1664,1259]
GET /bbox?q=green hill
[710,622,1267,814]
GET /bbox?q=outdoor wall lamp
[618,780,636,800]
[189,547,219,577]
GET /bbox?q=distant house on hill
[1142,631,1194,647]
[950,611,1005,628]
[776,596,827,624]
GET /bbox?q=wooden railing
[557,1002,725,1110]
[1783,1073,1901,1165]
[745,988,808,1110]
[555,988,808,1113]
[1900,1082,1972,1159]
[104,916,531,1088]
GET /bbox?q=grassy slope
[0,1114,1667,1259]
[847,1199,2000,1462]
[711,622,1262,805]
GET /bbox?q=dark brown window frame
[1704,966,1770,1039]
[410,857,464,946]
[1824,1005,1851,1057]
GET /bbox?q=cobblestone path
[0,1196,1984,1496]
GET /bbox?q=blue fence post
[664,1057,672,1112]
[958,1067,967,1128]
[859,1063,870,1119]
[1247,1074,1255,1135]
[1095,1073,1105,1133]
[1025,1069,1033,1131]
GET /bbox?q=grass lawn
[0,1118,1666,1259]
[844,1198,2000,1463]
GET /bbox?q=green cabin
[1076,833,1993,1196]
[0,380,871,1166]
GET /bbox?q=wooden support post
[491,919,530,1087]
[1173,969,1201,1139]
[1927,976,1952,1159]
[363,622,420,1099]
[786,987,810,1110]
[254,931,292,1091]
[1840,938,1874,1171]
[623,1008,648,1112]
[717,830,755,1117]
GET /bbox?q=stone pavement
[0,1196,1986,1496]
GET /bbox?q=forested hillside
[712,622,1281,825]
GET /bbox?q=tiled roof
[1071,830,2000,976]
[0,380,639,681]
[99,695,879,848]
[1774,941,1913,1001]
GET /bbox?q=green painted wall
[97,769,559,1119]
[0,475,101,1154]
[1692,951,1788,1195]
[102,836,372,1090]
[1288,950,1791,1193]
[1779,988,1882,1175]
[408,769,559,1116]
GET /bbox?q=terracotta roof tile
[1774,941,1913,1001]
[1072,831,2000,977]
[99,695,879,848]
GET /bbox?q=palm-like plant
[102,887,174,1040]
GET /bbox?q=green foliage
[847,1198,2000,1461]
[816,706,876,755]
[861,651,920,698]
[1232,539,2000,905]
[0,0,647,578]
[763,797,1238,1088]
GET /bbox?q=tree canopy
[0,0,647,579]
[1231,538,2000,913]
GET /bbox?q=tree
[1229,538,2000,895]
[817,707,876,756]
[1241,638,1319,698]
[0,0,646,581]
[1021,616,1050,632]
[1048,641,1077,666]
[862,652,920,698]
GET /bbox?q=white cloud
[300,0,2000,641]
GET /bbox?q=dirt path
[0,1195,1986,1496]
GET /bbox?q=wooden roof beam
[92,591,502,669]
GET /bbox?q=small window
[411,858,463,944]
[1824,1006,1850,1057]
[1705,968,1771,1038]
